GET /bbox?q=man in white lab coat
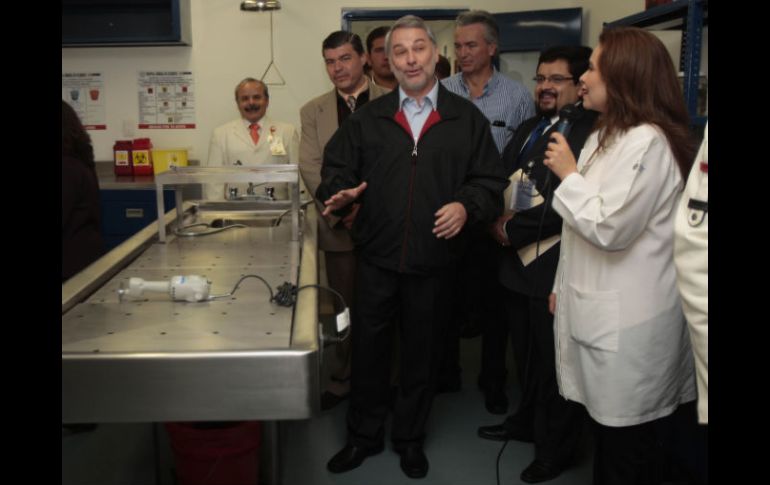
[206,78,299,200]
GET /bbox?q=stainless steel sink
[194,200,294,212]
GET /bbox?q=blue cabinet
[100,189,176,251]
[62,0,191,47]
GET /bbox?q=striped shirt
[442,69,535,155]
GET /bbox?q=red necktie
[249,123,260,145]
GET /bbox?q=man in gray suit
[299,31,389,410]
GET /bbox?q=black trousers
[346,258,452,449]
[592,416,663,485]
[591,401,707,485]
[504,289,583,466]
[441,229,507,389]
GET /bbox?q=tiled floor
[278,334,594,485]
[62,335,596,485]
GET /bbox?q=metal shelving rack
[605,0,708,127]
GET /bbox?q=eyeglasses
[533,75,574,85]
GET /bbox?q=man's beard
[536,105,557,119]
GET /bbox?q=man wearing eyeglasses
[439,9,535,415]
[477,45,598,484]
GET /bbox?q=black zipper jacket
[317,84,508,275]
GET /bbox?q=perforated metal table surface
[62,203,320,424]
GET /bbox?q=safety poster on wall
[138,71,196,129]
[62,72,106,130]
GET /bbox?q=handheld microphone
[552,100,583,139]
[541,101,584,193]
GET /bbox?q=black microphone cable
[494,104,581,485]
[495,439,510,485]
[494,158,555,485]
[520,104,580,411]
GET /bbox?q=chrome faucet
[227,183,276,201]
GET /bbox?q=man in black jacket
[478,45,598,484]
[318,15,507,480]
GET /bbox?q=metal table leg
[262,420,281,485]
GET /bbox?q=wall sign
[62,72,106,130]
[138,71,196,129]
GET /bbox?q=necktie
[346,95,356,113]
[249,123,260,145]
[517,117,551,164]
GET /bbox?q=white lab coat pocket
[566,284,620,352]
[686,168,708,228]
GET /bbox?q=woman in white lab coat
[543,27,698,485]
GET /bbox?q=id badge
[511,178,537,212]
[269,135,287,156]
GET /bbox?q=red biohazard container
[164,421,262,485]
[113,140,133,176]
[131,138,154,176]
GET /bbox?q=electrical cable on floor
[496,439,509,485]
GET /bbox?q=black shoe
[477,423,534,443]
[327,443,384,473]
[520,459,563,483]
[396,444,429,478]
[483,386,509,414]
[320,391,349,411]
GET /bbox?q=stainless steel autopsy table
[62,169,322,484]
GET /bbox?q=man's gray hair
[385,15,437,55]
[455,10,499,47]
[234,78,269,101]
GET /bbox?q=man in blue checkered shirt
[442,10,535,154]
[439,9,535,415]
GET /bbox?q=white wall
[62,0,645,162]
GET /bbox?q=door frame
[341,8,466,31]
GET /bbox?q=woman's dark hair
[596,27,696,178]
[62,100,95,170]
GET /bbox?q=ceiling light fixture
[240,0,281,11]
